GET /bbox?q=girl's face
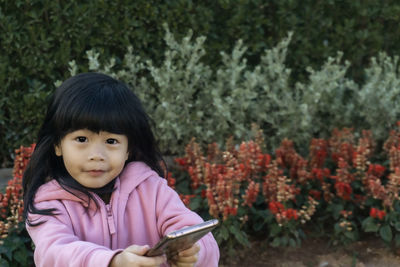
[55,129,129,189]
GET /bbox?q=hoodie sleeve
[155,179,220,267]
[26,200,121,267]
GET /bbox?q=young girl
[22,72,219,267]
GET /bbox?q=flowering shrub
[174,126,318,251]
[174,123,400,250]
[0,144,35,266]
[0,144,34,242]
[4,122,400,260]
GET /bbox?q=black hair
[23,72,165,223]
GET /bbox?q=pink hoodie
[27,162,219,267]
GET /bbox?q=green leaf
[228,225,249,246]
[252,221,264,232]
[344,230,357,241]
[364,197,376,207]
[380,225,393,243]
[219,225,229,240]
[395,222,400,232]
[14,248,28,265]
[271,237,281,247]
[334,222,342,234]
[394,201,400,213]
[269,223,282,236]
[395,234,400,247]
[362,217,379,233]
[330,203,344,220]
[188,196,202,211]
[281,235,288,246]
[298,229,306,239]
[0,258,9,267]
[365,223,379,233]
[0,242,13,261]
[289,238,297,247]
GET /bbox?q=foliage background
[3,2,400,265]
[2,0,400,166]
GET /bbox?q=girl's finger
[125,244,150,255]
[173,254,198,263]
[178,244,200,257]
[135,254,167,266]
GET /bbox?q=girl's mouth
[87,170,105,177]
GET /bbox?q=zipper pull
[106,204,116,235]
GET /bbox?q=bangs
[53,82,132,137]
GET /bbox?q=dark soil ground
[219,236,400,267]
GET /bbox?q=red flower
[370,208,378,218]
[201,189,207,199]
[239,163,246,172]
[335,182,352,201]
[257,154,271,168]
[257,154,264,167]
[311,168,330,182]
[370,208,386,220]
[230,207,238,216]
[377,210,386,220]
[354,194,365,203]
[368,164,386,177]
[378,210,386,220]
[242,181,260,207]
[174,158,187,167]
[309,190,321,200]
[166,172,176,189]
[179,194,195,207]
[268,201,284,214]
[286,208,298,220]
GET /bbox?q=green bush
[68,27,297,154]
[358,53,400,141]
[3,1,400,166]
[68,26,400,157]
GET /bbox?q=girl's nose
[88,145,105,161]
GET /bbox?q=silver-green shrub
[293,53,360,146]
[358,53,400,141]
[66,25,400,156]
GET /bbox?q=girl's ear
[55,145,62,156]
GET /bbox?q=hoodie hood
[118,161,157,194]
[34,161,156,207]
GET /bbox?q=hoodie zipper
[106,204,116,235]
[93,193,117,236]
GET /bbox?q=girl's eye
[106,138,118,145]
[76,136,87,143]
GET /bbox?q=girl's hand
[110,244,167,267]
[168,244,200,267]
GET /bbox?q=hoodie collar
[34,161,156,207]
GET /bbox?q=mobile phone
[146,219,219,257]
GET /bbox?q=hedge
[2,0,400,166]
